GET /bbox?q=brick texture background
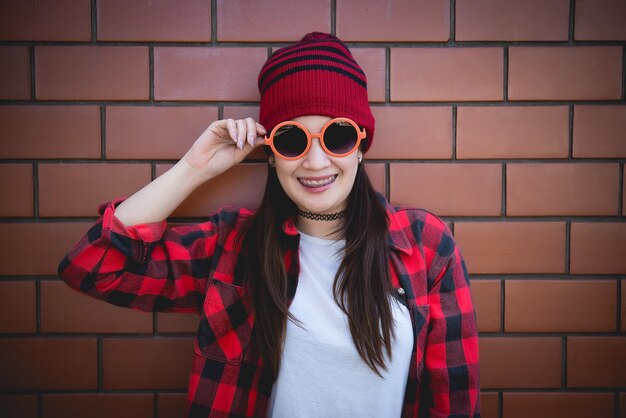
[0,1,625,417]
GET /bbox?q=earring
[358,155,363,164]
[268,156,275,167]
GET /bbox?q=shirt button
[397,287,405,295]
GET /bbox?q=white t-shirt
[267,231,414,418]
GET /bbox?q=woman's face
[272,115,362,214]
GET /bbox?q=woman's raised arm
[113,117,266,227]
[57,118,266,314]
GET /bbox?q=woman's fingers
[234,119,246,149]
[233,118,267,149]
[245,117,257,147]
[212,117,265,150]
[256,122,267,138]
[225,118,238,144]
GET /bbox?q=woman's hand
[181,117,267,184]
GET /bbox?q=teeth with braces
[298,175,337,187]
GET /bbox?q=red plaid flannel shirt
[58,193,480,418]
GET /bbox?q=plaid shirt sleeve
[423,218,480,417]
[57,197,225,314]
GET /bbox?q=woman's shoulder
[377,189,446,231]
[386,203,455,257]
[207,206,256,229]
[390,205,448,231]
[212,205,255,219]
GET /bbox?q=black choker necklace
[298,209,346,221]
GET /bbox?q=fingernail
[248,135,255,146]
[237,139,244,150]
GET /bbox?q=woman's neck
[295,216,345,240]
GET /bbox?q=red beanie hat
[258,32,376,153]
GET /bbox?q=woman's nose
[302,137,331,170]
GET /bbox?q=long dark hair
[237,161,394,380]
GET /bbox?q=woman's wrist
[175,157,211,190]
[114,159,206,227]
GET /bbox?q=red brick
[456,0,569,41]
[505,280,617,332]
[158,393,188,418]
[0,46,30,99]
[622,280,626,332]
[106,106,218,160]
[368,106,452,159]
[223,106,260,121]
[0,222,90,275]
[0,0,91,41]
[391,48,503,101]
[351,48,386,103]
[480,392,499,418]
[0,106,100,159]
[508,47,623,100]
[454,222,566,274]
[36,46,149,100]
[575,0,626,40]
[41,281,153,334]
[337,0,449,41]
[507,163,619,216]
[480,337,561,388]
[364,162,386,195]
[98,0,210,42]
[503,393,614,418]
[0,281,36,333]
[157,313,199,333]
[567,336,626,388]
[0,338,96,390]
[39,163,151,217]
[570,223,626,274]
[573,105,626,158]
[390,163,501,216]
[0,395,38,418]
[156,163,267,216]
[471,280,501,333]
[103,338,193,389]
[154,47,266,101]
[0,164,33,217]
[43,394,152,418]
[457,106,569,159]
[217,0,329,41]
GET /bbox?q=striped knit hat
[258,32,375,153]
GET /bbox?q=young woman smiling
[58,32,481,418]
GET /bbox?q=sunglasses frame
[264,117,367,160]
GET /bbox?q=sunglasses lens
[273,124,308,158]
[323,121,359,155]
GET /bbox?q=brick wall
[0,1,625,417]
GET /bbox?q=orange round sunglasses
[264,117,367,160]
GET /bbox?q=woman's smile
[297,174,338,191]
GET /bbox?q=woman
[58,32,480,418]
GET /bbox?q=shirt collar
[281,215,299,236]
[280,192,413,256]
[378,192,414,256]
